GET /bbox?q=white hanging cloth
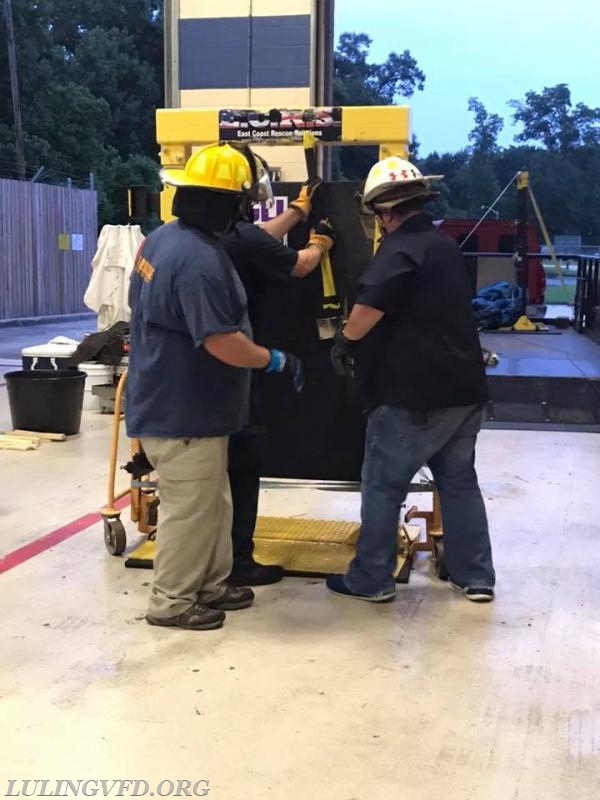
[84,224,144,331]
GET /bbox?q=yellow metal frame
[155,105,411,222]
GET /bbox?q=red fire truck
[438,219,545,304]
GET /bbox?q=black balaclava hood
[172,187,242,236]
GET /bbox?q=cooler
[21,337,115,411]
[21,337,79,370]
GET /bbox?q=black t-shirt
[222,222,297,339]
[126,221,252,438]
[222,222,298,430]
[355,213,488,411]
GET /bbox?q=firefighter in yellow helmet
[326,154,495,604]
[126,143,304,631]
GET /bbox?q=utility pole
[515,170,529,310]
[3,0,26,179]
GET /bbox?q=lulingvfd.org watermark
[5,782,209,797]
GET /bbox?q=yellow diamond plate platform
[124,516,419,579]
[254,516,361,575]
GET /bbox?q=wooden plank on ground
[10,430,67,441]
[0,436,40,451]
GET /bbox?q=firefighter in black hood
[221,145,334,586]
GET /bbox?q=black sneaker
[449,580,495,603]
[146,602,225,630]
[229,560,285,586]
[206,585,255,610]
[326,574,396,603]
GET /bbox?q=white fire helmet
[362,156,444,212]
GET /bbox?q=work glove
[330,328,360,378]
[265,349,305,393]
[290,178,323,220]
[308,218,335,254]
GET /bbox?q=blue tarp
[472,281,525,329]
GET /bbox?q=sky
[334,0,600,156]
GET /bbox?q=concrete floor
[1,384,599,799]
[480,328,600,379]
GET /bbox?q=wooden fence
[0,178,97,320]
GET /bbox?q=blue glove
[265,349,304,392]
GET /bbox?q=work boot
[146,602,225,630]
[229,559,284,586]
[206,586,255,610]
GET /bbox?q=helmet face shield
[255,169,274,208]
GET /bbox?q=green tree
[509,84,600,153]
[419,97,504,219]
[0,0,163,223]
[332,33,425,180]
[467,97,504,154]
[417,151,470,218]
[441,98,504,218]
[451,155,501,218]
[70,25,161,157]
[96,151,162,230]
[334,32,424,106]
[568,147,600,238]
[45,0,161,53]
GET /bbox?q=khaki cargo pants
[140,436,233,619]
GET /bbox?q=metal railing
[574,256,600,335]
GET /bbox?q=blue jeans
[346,404,495,595]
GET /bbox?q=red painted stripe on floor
[0,495,131,575]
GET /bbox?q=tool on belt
[302,132,344,340]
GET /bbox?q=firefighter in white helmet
[327,155,496,604]
[361,155,443,211]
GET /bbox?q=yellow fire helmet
[160,143,253,193]
[362,156,444,211]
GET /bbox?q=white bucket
[115,356,129,377]
[79,363,115,411]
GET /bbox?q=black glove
[265,349,305,392]
[330,328,360,377]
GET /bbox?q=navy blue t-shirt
[125,221,252,438]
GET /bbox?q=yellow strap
[527,185,565,290]
[320,251,336,298]
[302,131,318,149]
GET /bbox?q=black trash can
[5,370,87,435]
